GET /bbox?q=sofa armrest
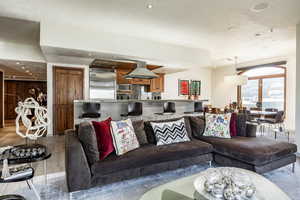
[246,122,257,137]
[65,129,92,192]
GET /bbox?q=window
[238,66,286,111]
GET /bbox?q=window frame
[237,65,286,112]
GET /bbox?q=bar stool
[184,102,203,114]
[163,102,176,113]
[121,102,143,117]
[81,103,101,118]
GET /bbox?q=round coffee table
[140,167,291,200]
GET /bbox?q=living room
[0,0,300,199]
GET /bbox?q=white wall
[162,67,212,103]
[0,18,45,62]
[296,24,300,153]
[211,55,296,130]
[47,63,89,135]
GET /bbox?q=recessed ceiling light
[26,70,30,73]
[16,62,20,65]
[251,2,269,12]
[21,66,25,70]
[29,73,33,76]
[147,4,153,9]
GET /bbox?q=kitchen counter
[74,99,207,125]
[74,99,209,103]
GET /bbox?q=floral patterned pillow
[203,113,232,138]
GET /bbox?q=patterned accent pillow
[150,118,190,146]
[110,119,140,156]
[203,113,232,138]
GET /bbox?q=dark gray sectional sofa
[65,114,297,192]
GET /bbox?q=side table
[0,144,51,184]
[0,167,40,200]
[0,195,26,200]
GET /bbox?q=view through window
[240,66,285,111]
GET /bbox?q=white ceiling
[0,0,299,66]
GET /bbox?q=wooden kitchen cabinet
[116,69,151,85]
[146,73,165,92]
[131,78,150,85]
[116,69,132,84]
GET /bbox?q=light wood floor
[0,122,65,176]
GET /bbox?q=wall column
[296,24,300,153]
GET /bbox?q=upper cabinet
[116,68,132,84]
[131,78,151,85]
[146,73,165,92]
[116,66,163,88]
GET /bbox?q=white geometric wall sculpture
[15,97,49,140]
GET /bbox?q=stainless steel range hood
[124,61,159,79]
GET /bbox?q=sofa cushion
[189,116,205,138]
[132,120,148,145]
[144,117,192,144]
[150,118,190,146]
[230,113,237,137]
[199,136,297,165]
[203,113,231,139]
[110,119,140,156]
[92,118,115,160]
[77,122,99,165]
[91,140,213,176]
[236,113,247,137]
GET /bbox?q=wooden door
[0,71,3,128]
[53,67,84,135]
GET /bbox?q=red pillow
[230,113,237,137]
[92,117,114,160]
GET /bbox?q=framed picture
[190,80,201,96]
[178,80,189,95]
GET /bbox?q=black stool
[121,102,143,117]
[163,102,176,113]
[81,103,101,118]
[194,102,203,113]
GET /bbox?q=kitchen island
[74,99,208,124]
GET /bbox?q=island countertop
[74,99,209,103]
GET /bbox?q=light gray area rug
[1,164,299,200]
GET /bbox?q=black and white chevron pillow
[150,118,190,146]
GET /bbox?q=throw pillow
[230,112,237,137]
[110,119,140,156]
[203,113,231,138]
[77,122,100,165]
[144,117,192,144]
[132,120,148,145]
[150,118,190,146]
[92,117,114,160]
[236,113,247,137]
[189,116,205,139]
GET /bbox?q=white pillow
[150,118,190,146]
[203,113,231,138]
[110,119,140,156]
